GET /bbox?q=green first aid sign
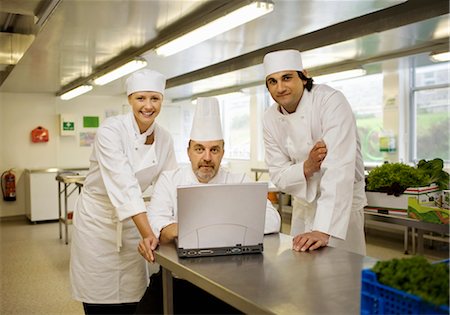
[63,121,75,131]
[60,114,76,136]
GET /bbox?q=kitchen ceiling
[0,0,448,102]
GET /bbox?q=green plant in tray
[417,158,449,190]
[366,159,449,196]
[366,163,429,196]
[372,256,449,307]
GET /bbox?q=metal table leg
[64,183,68,245]
[58,180,62,240]
[404,226,409,254]
[162,267,174,315]
[278,191,283,214]
[417,229,424,255]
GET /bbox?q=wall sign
[63,121,74,131]
[83,116,99,128]
[60,114,76,136]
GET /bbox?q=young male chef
[262,49,367,256]
[135,97,281,314]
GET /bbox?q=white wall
[0,91,265,218]
[0,89,278,218]
[0,92,125,217]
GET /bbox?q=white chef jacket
[147,166,281,238]
[70,112,177,304]
[263,84,366,255]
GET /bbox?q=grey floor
[1,215,448,315]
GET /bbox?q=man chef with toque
[135,96,281,314]
[262,49,367,256]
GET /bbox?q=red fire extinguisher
[1,169,16,201]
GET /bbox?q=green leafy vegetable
[372,256,449,307]
[366,160,450,195]
[366,163,429,196]
[417,158,450,190]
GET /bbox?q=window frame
[409,56,450,164]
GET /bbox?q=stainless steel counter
[55,171,151,244]
[56,173,86,244]
[365,211,449,255]
[24,168,87,222]
[27,167,89,173]
[155,233,377,315]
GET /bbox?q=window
[157,101,195,164]
[218,92,251,160]
[256,87,273,162]
[327,73,384,164]
[410,55,450,163]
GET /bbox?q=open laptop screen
[176,182,268,258]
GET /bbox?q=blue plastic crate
[360,268,449,315]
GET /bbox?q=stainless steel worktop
[24,168,86,222]
[156,233,377,315]
[26,167,89,174]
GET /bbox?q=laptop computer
[176,182,268,258]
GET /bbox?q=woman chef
[70,69,177,315]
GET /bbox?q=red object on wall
[1,169,16,201]
[31,126,49,143]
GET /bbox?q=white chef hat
[126,69,166,96]
[263,49,303,78]
[190,97,223,141]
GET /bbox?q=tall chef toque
[263,49,304,78]
[190,97,223,141]
[126,69,166,96]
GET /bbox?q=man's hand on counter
[292,230,330,252]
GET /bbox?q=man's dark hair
[297,71,314,91]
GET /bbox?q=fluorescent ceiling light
[430,51,450,62]
[93,59,147,86]
[314,69,367,84]
[155,1,274,57]
[60,85,93,100]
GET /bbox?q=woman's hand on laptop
[292,231,330,252]
[160,223,178,244]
